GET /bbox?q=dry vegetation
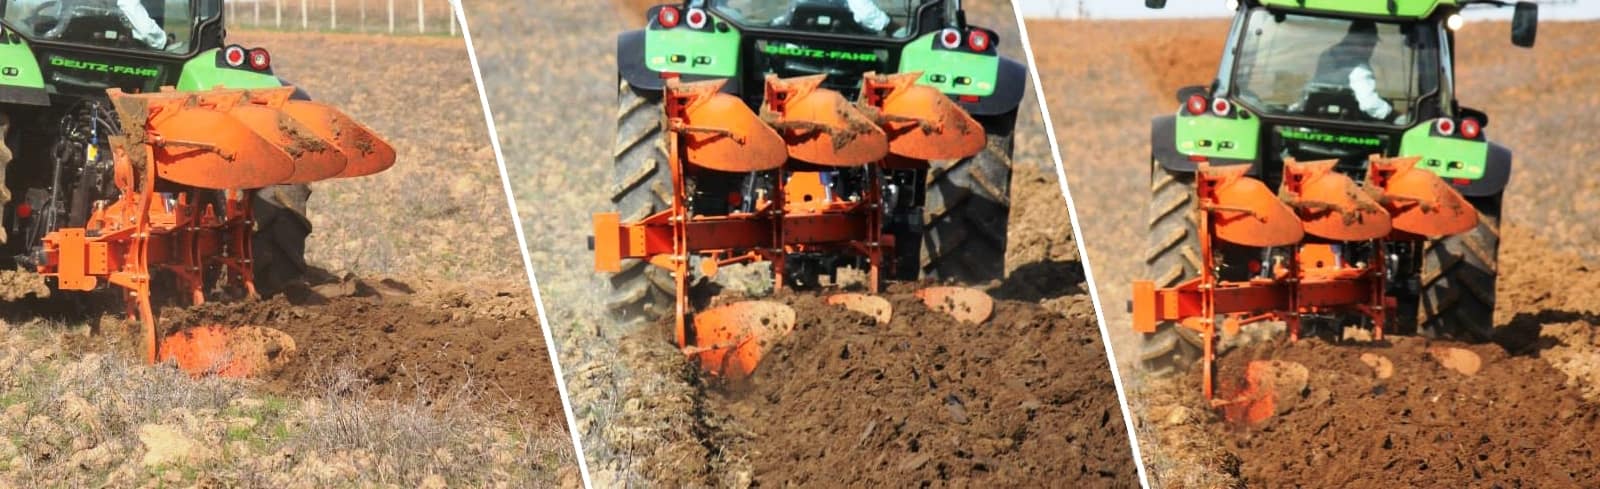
[0,321,573,487]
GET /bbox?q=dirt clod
[1359,352,1394,379]
[1427,346,1483,376]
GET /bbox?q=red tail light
[248,48,271,71]
[1459,117,1481,139]
[658,6,681,28]
[1186,94,1207,115]
[685,7,707,29]
[1436,118,1455,136]
[939,28,962,49]
[15,202,30,219]
[223,45,246,67]
[967,29,991,52]
[959,95,979,103]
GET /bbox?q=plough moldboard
[593,72,996,381]
[39,86,394,377]
[1131,156,1478,400]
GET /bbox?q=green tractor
[0,0,329,294]
[1138,0,1537,374]
[606,0,1028,326]
[0,0,393,371]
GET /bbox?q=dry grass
[0,321,576,488]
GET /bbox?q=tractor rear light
[1211,97,1231,116]
[223,45,246,67]
[1435,118,1455,136]
[1460,117,1481,139]
[1452,178,1471,186]
[685,7,707,29]
[959,95,979,103]
[939,28,962,49]
[248,48,271,71]
[15,202,29,219]
[658,5,681,28]
[967,29,991,52]
[1186,94,1207,115]
[1188,154,1207,162]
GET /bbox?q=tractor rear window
[1231,9,1440,126]
[3,0,202,53]
[708,0,928,39]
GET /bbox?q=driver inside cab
[712,0,906,36]
[1310,21,1391,121]
[10,0,168,50]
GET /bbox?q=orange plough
[593,72,990,380]
[1132,156,1477,399]
[38,87,394,377]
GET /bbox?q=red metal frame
[1132,166,1390,399]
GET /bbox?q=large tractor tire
[605,79,675,327]
[921,112,1015,283]
[250,85,317,296]
[1139,159,1204,376]
[252,184,312,295]
[1419,194,1501,341]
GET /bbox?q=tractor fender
[617,30,663,92]
[0,85,48,107]
[958,56,1026,117]
[1458,141,1512,198]
[1151,114,1256,174]
[276,78,311,101]
[617,29,736,96]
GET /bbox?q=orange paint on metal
[914,287,994,324]
[1216,360,1308,426]
[1281,159,1391,242]
[762,74,887,167]
[826,293,892,325]
[114,91,297,189]
[783,172,832,213]
[862,72,985,160]
[35,86,394,368]
[664,78,786,173]
[158,325,297,378]
[277,100,397,178]
[685,301,796,381]
[1198,164,1303,248]
[592,212,622,272]
[1367,156,1477,238]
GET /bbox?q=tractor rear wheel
[1140,159,1204,376]
[1419,194,1501,341]
[252,184,312,295]
[251,86,317,296]
[921,111,1015,283]
[605,79,675,327]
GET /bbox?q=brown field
[1030,17,1600,487]
[466,0,1137,485]
[0,31,575,487]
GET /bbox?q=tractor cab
[0,0,243,97]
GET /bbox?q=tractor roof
[1259,0,1458,20]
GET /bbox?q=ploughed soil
[1147,335,1600,487]
[1030,17,1600,487]
[468,0,1139,485]
[700,285,1125,486]
[158,273,563,423]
